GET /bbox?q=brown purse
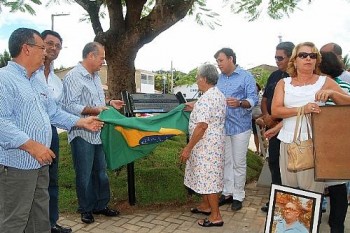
[287,106,314,172]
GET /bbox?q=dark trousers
[328,183,348,233]
[49,125,59,226]
[268,135,281,185]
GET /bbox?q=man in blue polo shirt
[215,48,258,211]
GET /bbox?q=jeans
[49,125,59,226]
[70,136,110,213]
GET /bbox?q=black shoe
[261,202,269,213]
[93,207,120,217]
[81,212,94,224]
[231,200,242,211]
[51,224,72,233]
[218,195,233,206]
[261,205,268,212]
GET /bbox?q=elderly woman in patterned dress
[180,63,226,227]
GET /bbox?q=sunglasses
[297,52,317,59]
[274,56,286,62]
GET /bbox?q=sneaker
[231,200,242,211]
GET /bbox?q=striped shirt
[0,61,78,169]
[216,65,258,136]
[326,77,350,105]
[60,62,105,144]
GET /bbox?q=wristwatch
[239,100,243,107]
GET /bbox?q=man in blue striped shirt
[215,48,258,211]
[0,28,103,233]
[60,42,124,224]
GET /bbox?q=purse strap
[293,106,312,142]
[293,107,303,142]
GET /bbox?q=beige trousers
[279,142,325,194]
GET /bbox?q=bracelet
[107,99,112,106]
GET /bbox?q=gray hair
[82,42,103,59]
[197,63,219,85]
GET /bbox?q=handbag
[287,106,314,172]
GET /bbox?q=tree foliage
[0,0,40,14]
[0,50,11,68]
[4,0,316,97]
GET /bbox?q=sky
[0,0,350,73]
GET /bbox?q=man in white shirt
[39,30,71,233]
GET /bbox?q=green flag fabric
[99,104,190,170]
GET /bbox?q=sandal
[190,207,211,216]
[198,218,224,227]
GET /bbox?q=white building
[173,83,199,100]
[55,65,156,94]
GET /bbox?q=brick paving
[58,182,350,233]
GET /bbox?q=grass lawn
[58,132,264,213]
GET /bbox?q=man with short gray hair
[61,42,124,224]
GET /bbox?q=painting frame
[264,184,322,233]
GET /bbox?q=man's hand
[76,116,104,132]
[20,140,55,165]
[109,100,125,110]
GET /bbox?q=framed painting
[264,184,322,233]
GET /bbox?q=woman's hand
[304,102,321,114]
[184,101,195,111]
[180,146,191,163]
[315,89,333,103]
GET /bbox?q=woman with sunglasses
[271,42,350,194]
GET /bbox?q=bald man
[321,43,350,83]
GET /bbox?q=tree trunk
[75,0,196,99]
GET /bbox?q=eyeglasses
[274,56,286,62]
[284,207,298,212]
[26,43,46,50]
[45,41,62,50]
[297,52,317,59]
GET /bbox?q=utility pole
[51,13,70,31]
[170,61,174,94]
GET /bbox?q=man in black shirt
[260,41,295,212]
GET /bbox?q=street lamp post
[51,13,70,31]
[162,75,167,94]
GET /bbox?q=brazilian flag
[99,104,190,169]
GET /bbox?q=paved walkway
[58,181,350,233]
[57,134,350,232]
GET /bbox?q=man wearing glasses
[275,202,309,233]
[0,28,103,233]
[260,42,295,213]
[34,30,72,233]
